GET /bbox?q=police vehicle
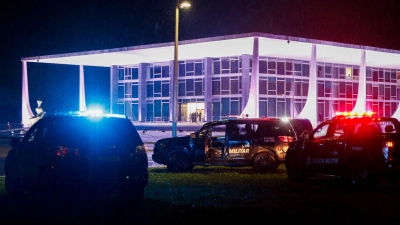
[152,117,312,173]
[5,111,148,200]
[285,111,400,188]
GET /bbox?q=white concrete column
[241,37,259,118]
[298,44,318,127]
[79,65,87,111]
[353,50,366,113]
[21,60,34,127]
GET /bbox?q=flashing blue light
[80,109,103,116]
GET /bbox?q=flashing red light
[335,111,376,118]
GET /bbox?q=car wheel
[5,161,23,198]
[166,152,191,172]
[350,164,376,189]
[252,152,278,173]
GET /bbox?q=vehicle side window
[355,122,381,135]
[313,123,329,139]
[208,124,226,138]
[379,121,397,133]
[236,123,257,136]
[330,123,346,137]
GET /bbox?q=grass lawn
[1,165,400,224]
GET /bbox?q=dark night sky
[1,0,399,123]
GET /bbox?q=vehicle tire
[350,164,376,190]
[252,152,278,173]
[5,161,23,198]
[166,152,191,172]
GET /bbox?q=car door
[206,124,227,161]
[307,122,330,173]
[322,122,346,175]
[194,125,209,162]
[226,122,256,163]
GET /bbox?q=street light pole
[172,1,190,137]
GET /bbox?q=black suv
[285,112,400,187]
[152,118,312,173]
[5,112,148,200]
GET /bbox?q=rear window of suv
[256,121,294,137]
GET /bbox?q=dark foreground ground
[1,165,400,225]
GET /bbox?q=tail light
[382,141,394,162]
[278,136,294,143]
[55,146,79,157]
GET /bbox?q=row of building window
[116,56,400,121]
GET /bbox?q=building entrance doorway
[181,102,204,122]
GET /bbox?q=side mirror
[385,125,394,133]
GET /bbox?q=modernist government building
[21,32,400,128]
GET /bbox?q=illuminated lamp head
[80,109,103,116]
[281,117,289,123]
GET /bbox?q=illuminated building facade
[21,33,400,128]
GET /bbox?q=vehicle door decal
[229,143,250,154]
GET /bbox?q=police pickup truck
[285,112,400,188]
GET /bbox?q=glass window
[195,62,202,75]
[162,83,169,97]
[221,98,230,116]
[118,69,124,80]
[259,61,267,73]
[277,62,285,75]
[267,98,276,117]
[213,60,220,75]
[154,66,161,76]
[221,77,229,90]
[259,80,267,95]
[222,58,229,70]
[186,79,194,92]
[178,82,185,96]
[231,59,239,73]
[179,63,185,77]
[285,62,293,75]
[147,84,153,97]
[277,80,285,95]
[268,77,276,91]
[162,66,169,78]
[231,101,239,116]
[231,79,239,94]
[302,64,309,77]
[154,81,161,93]
[195,81,202,96]
[154,100,161,117]
[132,68,139,79]
[212,80,220,95]
[313,123,329,139]
[186,61,194,75]
[118,85,124,98]
[132,84,138,98]
[318,66,324,77]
